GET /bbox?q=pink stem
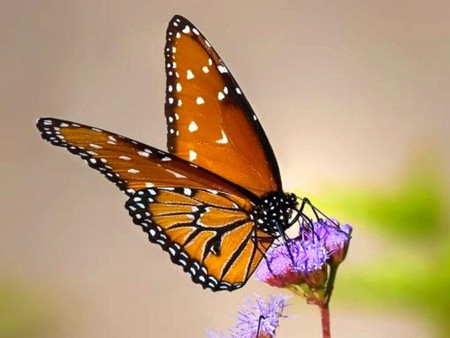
[320,302,331,338]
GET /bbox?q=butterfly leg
[290,197,318,227]
[270,219,297,265]
[251,229,276,275]
[293,197,339,228]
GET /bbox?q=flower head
[303,219,352,264]
[255,218,352,303]
[206,294,289,338]
[255,233,329,288]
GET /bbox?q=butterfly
[36,15,300,291]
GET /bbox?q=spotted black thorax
[251,192,298,238]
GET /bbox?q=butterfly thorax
[251,192,298,238]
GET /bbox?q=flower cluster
[206,294,289,338]
[255,219,352,303]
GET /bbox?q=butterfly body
[36,15,299,291]
[251,192,298,237]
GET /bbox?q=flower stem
[320,264,339,338]
[320,302,331,338]
[325,263,338,303]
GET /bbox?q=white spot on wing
[119,156,131,161]
[182,25,190,34]
[188,121,198,132]
[218,92,225,100]
[216,130,228,144]
[196,97,205,105]
[167,169,186,179]
[186,69,195,80]
[176,83,182,92]
[128,168,140,174]
[202,66,209,73]
[217,65,228,73]
[189,150,197,161]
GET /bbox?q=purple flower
[303,219,352,264]
[255,219,352,288]
[255,237,328,288]
[206,294,288,338]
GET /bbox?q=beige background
[1,1,449,337]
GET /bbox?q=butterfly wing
[37,118,249,197]
[164,15,282,197]
[36,118,272,290]
[126,187,272,291]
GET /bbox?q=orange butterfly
[36,15,298,291]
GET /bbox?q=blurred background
[1,1,449,337]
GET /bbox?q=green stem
[324,263,339,303]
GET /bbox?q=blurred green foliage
[307,153,449,337]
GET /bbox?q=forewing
[36,118,251,200]
[164,15,282,197]
[126,187,273,291]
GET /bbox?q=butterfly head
[253,192,298,238]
